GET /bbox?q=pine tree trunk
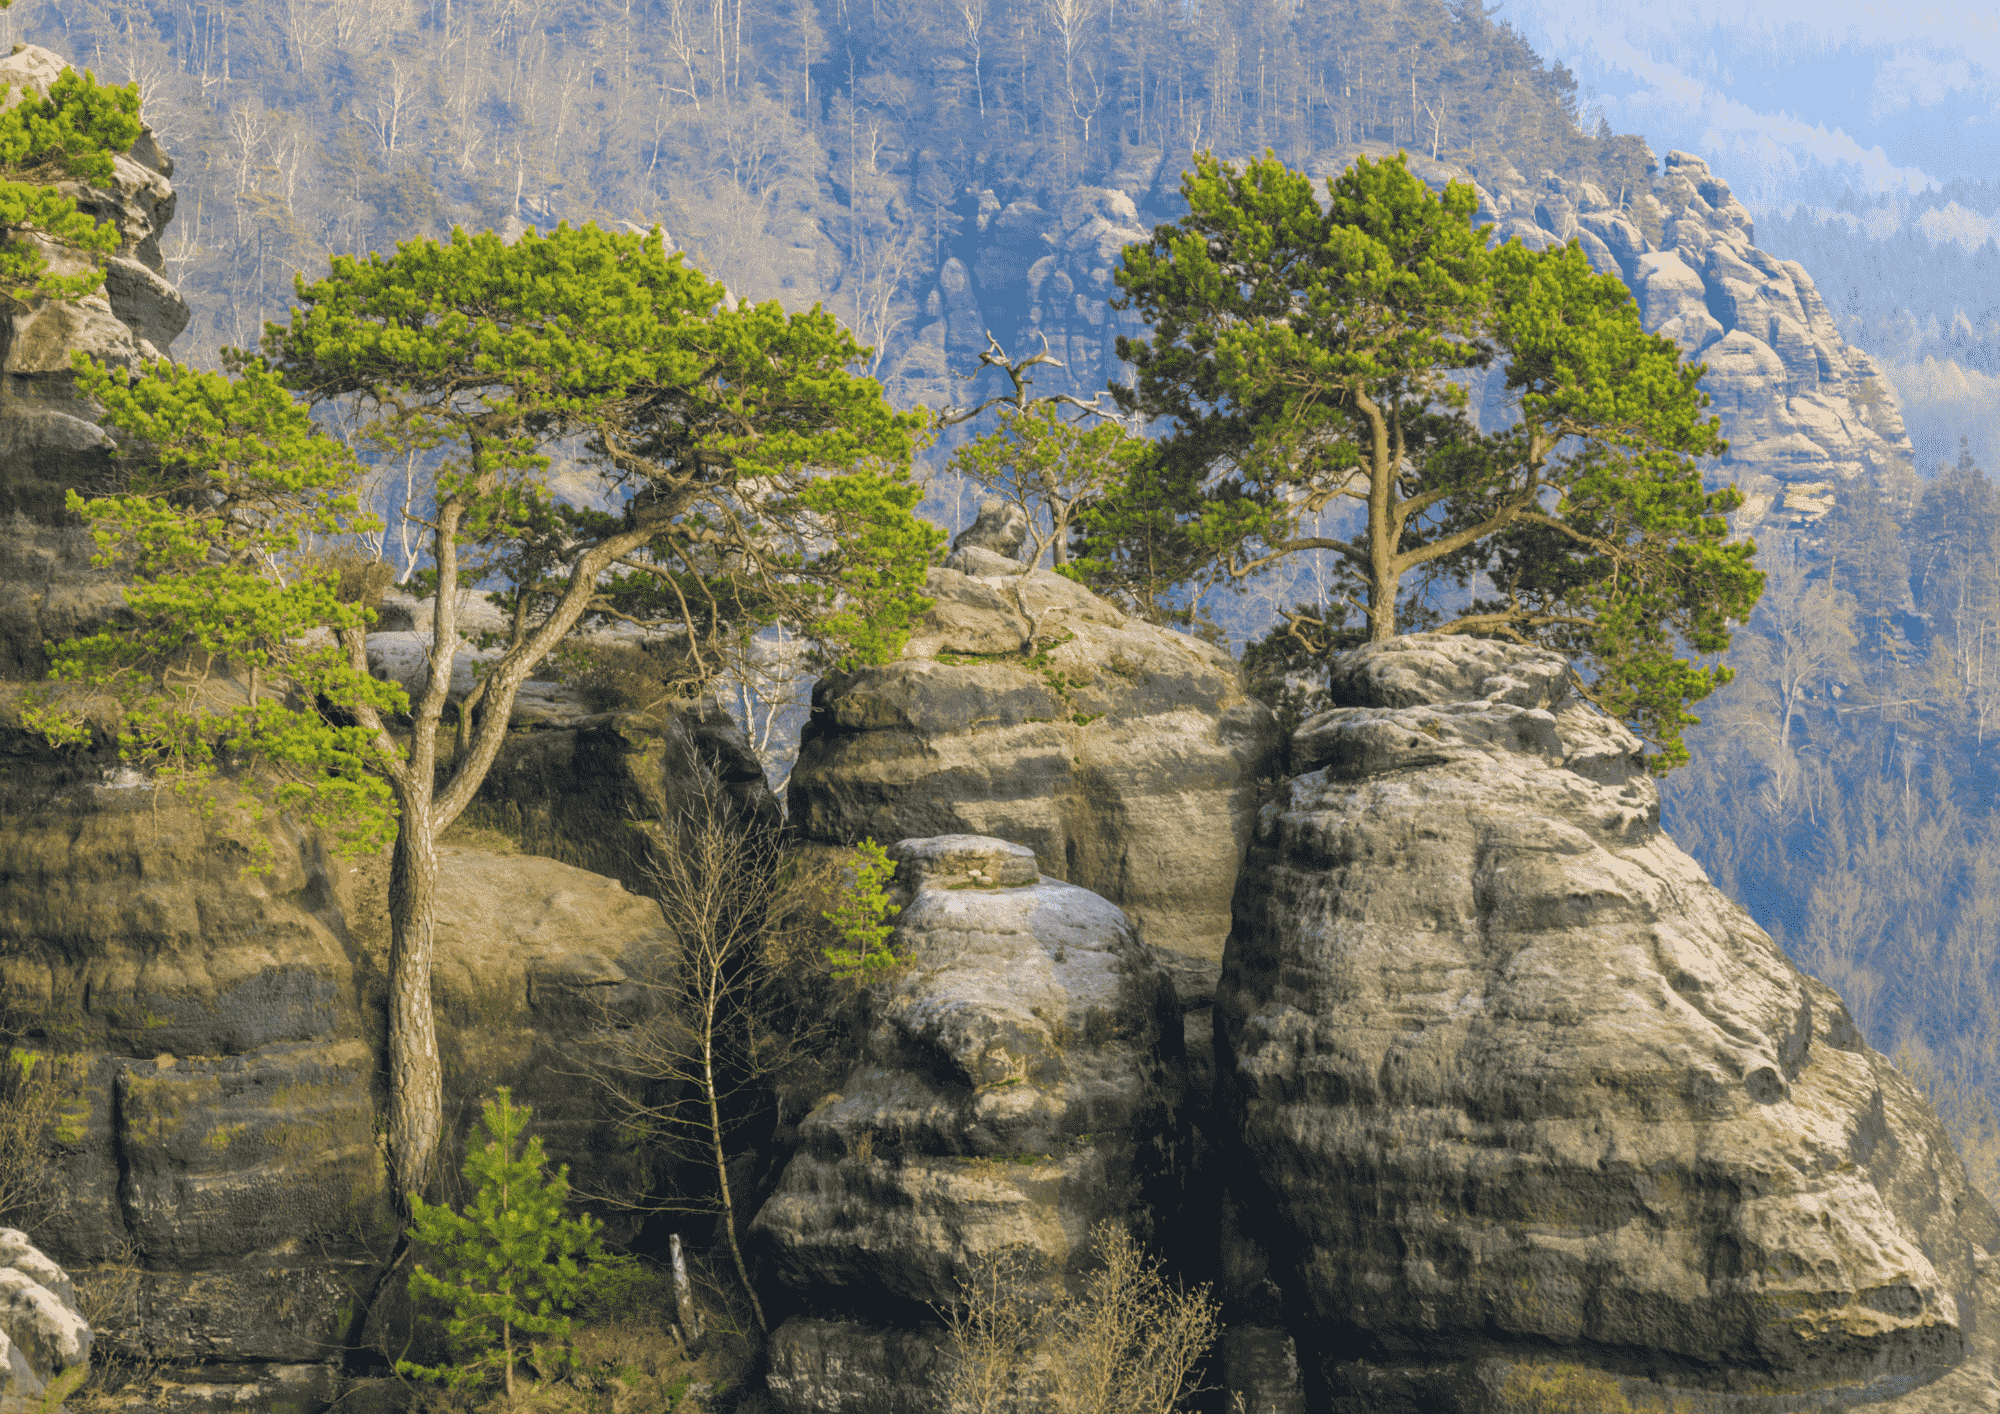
[387,807,445,1205]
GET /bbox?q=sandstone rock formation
[0,1230,89,1414]
[788,554,1280,963]
[0,45,187,528]
[1217,634,2000,1411]
[753,833,1188,1414]
[0,44,190,683]
[0,775,670,1409]
[950,496,1030,558]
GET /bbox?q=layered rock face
[1218,635,2000,1412]
[0,778,669,1408]
[753,834,1188,1414]
[788,551,1281,963]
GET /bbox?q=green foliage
[27,355,405,868]
[1096,151,1761,770]
[945,403,1151,568]
[265,222,940,687]
[0,62,141,309]
[397,1089,624,1396]
[821,839,901,979]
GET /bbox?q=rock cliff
[0,776,670,1408]
[788,550,1281,964]
[1218,634,2000,1412]
[754,834,1190,1414]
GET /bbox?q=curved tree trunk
[387,808,444,1206]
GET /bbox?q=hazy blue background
[1507,0,2000,475]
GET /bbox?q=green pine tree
[397,1088,614,1398]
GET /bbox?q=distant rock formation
[754,834,1188,1414]
[788,552,1280,962]
[1217,634,2000,1411]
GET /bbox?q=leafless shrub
[587,752,847,1337]
[937,1224,1219,1414]
[0,1047,81,1230]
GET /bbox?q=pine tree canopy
[1085,151,1764,770]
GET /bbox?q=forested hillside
[23,0,1648,378]
[1665,447,2000,1187]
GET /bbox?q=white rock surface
[753,834,1188,1413]
[0,1230,89,1414]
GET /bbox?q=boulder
[788,561,1280,962]
[1218,634,2000,1411]
[0,1231,90,1414]
[751,834,1189,1413]
[950,497,1029,558]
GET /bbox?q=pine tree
[397,1088,612,1397]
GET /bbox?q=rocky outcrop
[0,776,670,1409]
[752,834,1189,1413]
[950,496,1030,558]
[0,44,191,687]
[788,553,1281,963]
[1217,634,2000,1411]
[0,45,188,528]
[0,1231,89,1413]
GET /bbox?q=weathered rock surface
[0,1230,90,1414]
[950,496,1030,558]
[751,833,1188,1413]
[0,775,670,1406]
[473,698,779,889]
[0,46,186,527]
[1218,634,2000,1411]
[789,559,1280,962]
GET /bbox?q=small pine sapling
[822,838,901,978]
[397,1088,621,1397]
